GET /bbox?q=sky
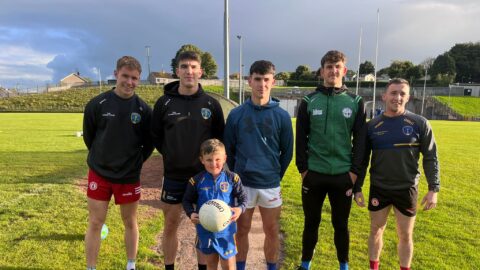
[0,0,479,89]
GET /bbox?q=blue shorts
[161,177,188,204]
[196,233,237,260]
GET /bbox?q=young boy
[183,139,247,270]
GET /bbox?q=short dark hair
[321,50,347,67]
[117,56,142,73]
[200,139,225,157]
[249,60,275,76]
[176,51,202,67]
[386,78,410,91]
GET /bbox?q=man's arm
[295,98,310,174]
[351,97,367,192]
[83,100,96,150]
[211,99,225,141]
[141,104,154,161]
[223,113,237,170]
[279,114,294,179]
[420,119,440,192]
[151,98,165,154]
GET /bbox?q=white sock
[127,259,136,270]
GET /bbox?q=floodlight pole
[356,27,363,95]
[145,45,151,80]
[421,67,427,116]
[224,0,230,99]
[372,9,380,118]
[237,35,243,104]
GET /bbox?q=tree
[293,65,311,80]
[448,42,480,82]
[405,65,425,82]
[430,52,456,84]
[387,60,414,79]
[201,52,218,79]
[275,72,290,81]
[346,70,357,80]
[170,44,218,79]
[359,61,375,75]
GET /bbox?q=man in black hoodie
[83,56,154,270]
[151,51,225,270]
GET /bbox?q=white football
[199,199,232,232]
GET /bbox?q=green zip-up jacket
[296,85,367,192]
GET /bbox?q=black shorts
[368,185,418,217]
[161,177,188,204]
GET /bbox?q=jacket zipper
[324,94,330,134]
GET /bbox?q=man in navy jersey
[358,78,440,270]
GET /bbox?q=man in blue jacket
[224,60,294,270]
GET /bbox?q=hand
[354,192,365,207]
[301,170,308,180]
[190,213,200,224]
[231,207,242,222]
[421,191,438,211]
[348,171,357,185]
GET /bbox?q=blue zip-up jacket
[223,98,293,189]
[183,169,247,238]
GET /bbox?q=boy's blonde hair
[200,139,225,157]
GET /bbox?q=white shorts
[244,186,282,209]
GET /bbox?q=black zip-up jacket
[83,89,154,183]
[151,81,225,181]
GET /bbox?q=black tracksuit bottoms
[301,170,353,263]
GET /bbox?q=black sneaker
[297,267,308,270]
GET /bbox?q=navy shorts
[161,177,188,204]
[368,185,418,217]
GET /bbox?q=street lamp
[237,35,243,104]
[224,0,230,99]
[145,45,151,81]
[421,66,428,116]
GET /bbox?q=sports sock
[370,260,379,270]
[267,262,277,270]
[400,267,410,270]
[301,260,311,269]
[87,267,96,270]
[165,264,174,270]
[127,259,136,270]
[340,262,349,270]
[198,263,207,270]
[236,261,246,270]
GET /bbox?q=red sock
[370,260,379,270]
[400,267,410,270]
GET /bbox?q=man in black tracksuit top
[83,56,153,270]
[295,51,367,270]
[151,51,225,270]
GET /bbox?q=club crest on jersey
[201,108,212,119]
[220,182,229,192]
[89,181,98,191]
[131,112,141,124]
[402,125,414,136]
[342,107,352,118]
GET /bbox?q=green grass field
[281,120,480,269]
[434,96,480,117]
[1,114,479,269]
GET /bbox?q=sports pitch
[0,113,478,269]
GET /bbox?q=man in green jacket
[295,50,367,270]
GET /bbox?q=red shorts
[87,169,141,204]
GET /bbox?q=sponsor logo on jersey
[102,112,115,117]
[89,181,98,190]
[312,109,323,116]
[371,198,379,207]
[403,118,414,125]
[342,107,353,118]
[402,125,414,136]
[131,112,141,124]
[201,108,212,119]
[167,111,181,116]
[220,182,229,192]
